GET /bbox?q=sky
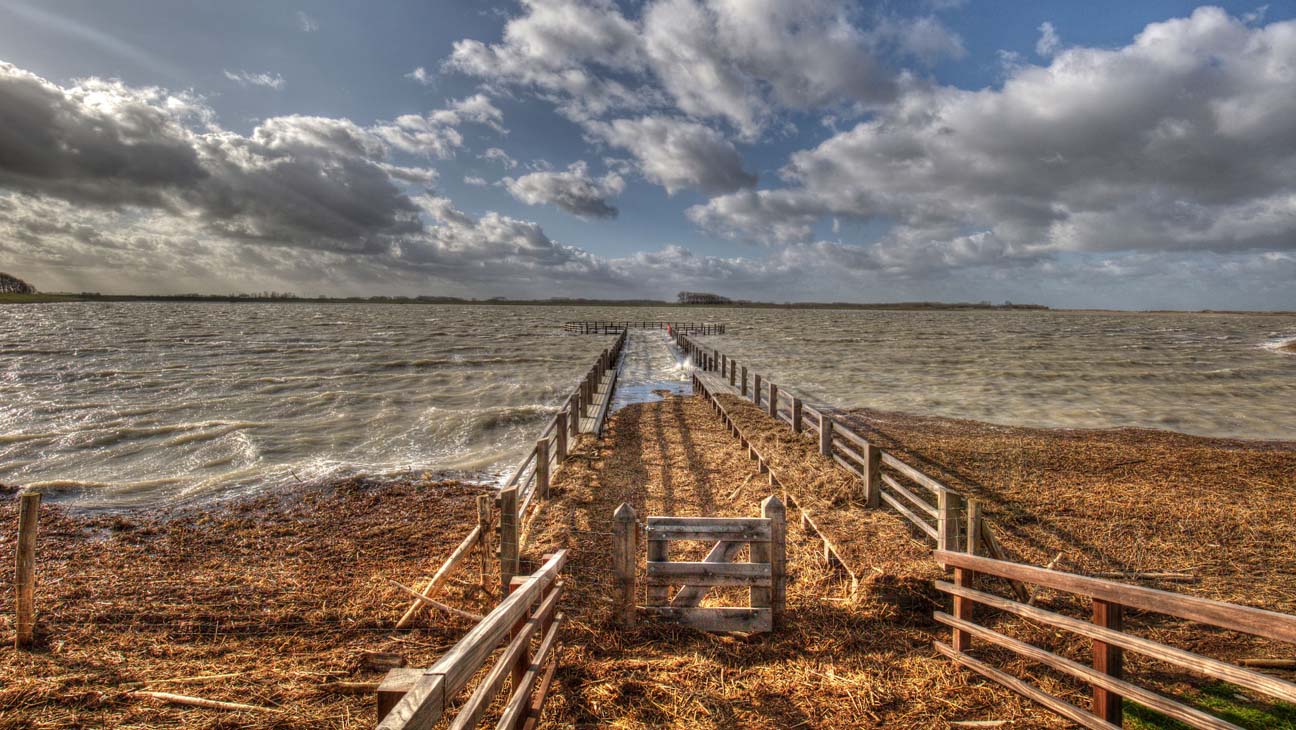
[1,1,1295,309]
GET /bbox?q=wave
[1261,335,1296,355]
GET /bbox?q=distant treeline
[8,289,1049,311]
[0,272,36,294]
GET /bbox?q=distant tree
[0,272,36,294]
[677,291,732,305]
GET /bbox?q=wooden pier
[563,321,724,335]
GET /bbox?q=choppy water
[1,303,1293,507]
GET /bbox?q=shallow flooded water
[1,303,1292,506]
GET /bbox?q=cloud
[406,67,433,85]
[481,147,518,168]
[1036,21,1061,57]
[370,94,506,158]
[690,8,1296,273]
[297,11,318,32]
[464,175,488,186]
[590,116,756,194]
[223,70,286,90]
[445,0,957,138]
[503,161,624,218]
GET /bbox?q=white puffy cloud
[406,66,433,85]
[590,116,755,194]
[481,147,518,168]
[222,70,285,89]
[370,94,505,158]
[503,161,624,218]
[691,8,1296,273]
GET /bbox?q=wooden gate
[612,497,785,633]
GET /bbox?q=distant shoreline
[3,291,1295,314]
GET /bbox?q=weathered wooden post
[767,382,778,418]
[953,565,974,652]
[535,439,550,499]
[721,355,727,377]
[864,443,882,508]
[15,492,40,650]
[729,362,737,387]
[966,499,983,556]
[1092,600,1124,724]
[818,413,833,457]
[570,393,583,436]
[753,374,762,406]
[791,398,802,433]
[499,488,519,594]
[741,366,748,396]
[937,490,961,552]
[647,524,668,608]
[556,411,568,464]
[477,494,492,590]
[612,503,637,626]
[762,495,786,628]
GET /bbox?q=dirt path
[524,392,1065,729]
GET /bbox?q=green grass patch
[1125,682,1296,729]
[0,293,79,303]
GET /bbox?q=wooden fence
[377,551,569,730]
[677,332,974,554]
[614,499,786,633]
[933,550,1296,729]
[396,331,626,627]
[564,321,724,335]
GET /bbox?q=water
[1,303,1293,508]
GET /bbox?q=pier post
[818,413,833,458]
[791,398,803,433]
[864,443,882,508]
[741,367,748,396]
[721,355,727,377]
[477,494,492,590]
[761,495,787,629]
[556,412,568,464]
[753,374,762,406]
[768,383,778,419]
[15,492,40,649]
[499,488,519,595]
[612,503,637,626]
[535,439,549,499]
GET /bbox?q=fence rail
[564,321,724,335]
[933,550,1296,729]
[676,332,967,553]
[377,551,569,730]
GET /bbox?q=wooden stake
[499,488,519,595]
[768,383,778,418]
[741,366,748,396]
[477,494,492,591]
[555,412,567,464]
[763,495,787,628]
[613,503,637,626]
[15,492,40,650]
[753,374,762,406]
[864,443,882,508]
[818,413,833,458]
[535,439,549,499]
[791,398,802,433]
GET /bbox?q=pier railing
[933,550,1296,729]
[565,321,724,335]
[394,330,625,628]
[681,332,1296,728]
[377,551,569,730]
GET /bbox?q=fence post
[741,366,748,396]
[535,440,549,499]
[721,355,727,377]
[477,494,492,590]
[647,528,668,607]
[763,495,786,628]
[966,499,983,556]
[864,443,881,508]
[15,492,40,650]
[819,413,833,457]
[499,488,519,595]
[791,398,802,433]
[953,566,974,652]
[753,374,762,406]
[729,362,737,387]
[570,394,582,436]
[1092,599,1124,724]
[613,503,637,626]
[556,411,568,463]
[767,383,778,418]
[937,490,961,552]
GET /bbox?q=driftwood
[389,581,485,622]
[132,690,282,713]
[1239,658,1296,669]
